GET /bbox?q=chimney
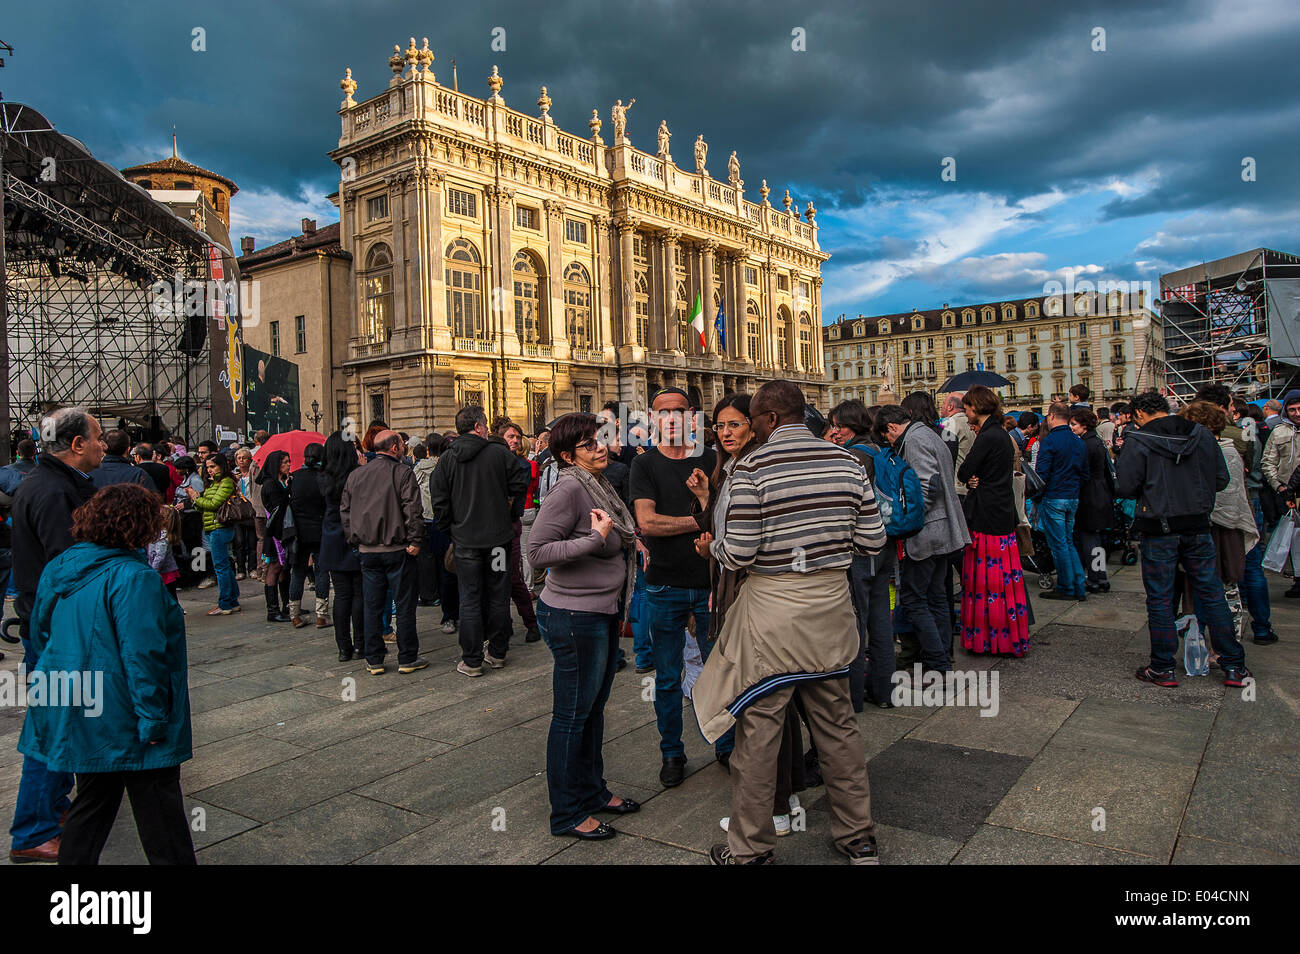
[301,218,317,235]
[943,303,949,309]
[240,236,255,255]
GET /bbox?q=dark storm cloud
[3,0,1295,238]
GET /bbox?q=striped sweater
[712,424,886,574]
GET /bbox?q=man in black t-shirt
[629,387,727,788]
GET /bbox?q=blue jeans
[536,601,618,834]
[848,549,896,707]
[1040,497,1085,596]
[1139,532,1245,673]
[646,584,730,758]
[359,550,419,665]
[1240,494,1272,638]
[631,560,652,670]
[9,620,73,851]
[208,525,239,610]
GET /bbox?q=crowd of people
[0,373,1285,865]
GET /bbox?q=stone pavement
[1,563,1296,865]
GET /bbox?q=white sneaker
[719,815,791,837]
[484,652,506,670]
[197,579,215,589]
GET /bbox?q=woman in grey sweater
[527,413,640,841]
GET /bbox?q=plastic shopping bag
[1261,511,1297,574]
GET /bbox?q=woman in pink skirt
[956,386,1031,656]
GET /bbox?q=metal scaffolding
[1,101,212,457]
[1160,248,1300,401]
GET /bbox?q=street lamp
[308,399,323,431]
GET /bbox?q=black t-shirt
[629,446,716,589]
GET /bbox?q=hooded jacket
[428,433,529,548]
[413,456,438,520]
[17,542,192,772]
[10,454,98,627]
[1115,414,1228,535]
[1260,389,1300,491]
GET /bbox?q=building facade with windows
[328,43,827,434]
[823,291,1164,410]
[237,220,353,433]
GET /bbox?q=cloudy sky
[4,0,1296,318]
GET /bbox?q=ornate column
[595,218,615,356]
[385,174,409,343]
[764,259,779,371]
[543,199,567,356]
[662,229,681,353]
[487,184,520,355]
[811,275,824,375]
[416,165,450,350]
[702,240,717,355]
[341,188,362,349]
[616,215,638,347]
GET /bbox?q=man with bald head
[341,429,428,675]
[694,380,887,865]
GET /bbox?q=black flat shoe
[338,650,351,662]
[660,757,686,788]
[600,797,641,815]
[565,821,616,840]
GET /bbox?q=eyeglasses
[575,438,599,452]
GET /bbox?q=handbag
[217,489,255,525]
[1261,510,1297,573]
[1022,464,1047,501]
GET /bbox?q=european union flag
[714,303,726,350]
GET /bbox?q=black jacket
[429,434,529,548]
[11,455,99,623]
[957,424,1017,535]
[289,466,326,547]
[1077,431,1115,532]
[1115,414,1228,535]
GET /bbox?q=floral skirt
[961,532,1030,656]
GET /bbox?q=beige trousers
[727,678,875,861]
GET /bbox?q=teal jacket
[18,542,192,773]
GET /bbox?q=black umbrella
[939,370,1012,392]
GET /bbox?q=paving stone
[1050,696,1214,766]
[839,738,1029,842]
[906,692,1078,758]
[544,831,702,864]
[198,793,429,864]
[1181,761,1300,859]
[181,733,308,793]
[98,798,260,864]
[1203,688,1300,775]
[355,726,545,819]
[1172,833,1298,865]
[190,689,338,747]
[386,673,554,745]
[599,715,721,792]
[261,679,472,748]
[196,729,447,821]
[1057,603,1151,632]
[953,824,1158,864]
[987,744,1195,859]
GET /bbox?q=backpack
[536,455,560,505]
[864,444,926,538]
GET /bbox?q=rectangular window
[966,334,973,347]
[1079,321,1088,335]
[946,358,954,372]
[565,219,588,244]
[578,394,592,414]
[745,266,758,286]
[366,194,388,221]
[515,206,539,230]
[776,274,790,291]
[633,235,647,262]
[1029,329,1037,341]
[448,188,477,218]
[1079,348,1089,364]
[336,400,348,428]
[946,336,953,348]
[799,281,811,300]
[270,320,280,357]
[1113,344,1125,361]
[927,360,935,375]
[1112,319,1122,333]
[295,315,307,353]
[370,392,385,422]
[1006,354,1016,371]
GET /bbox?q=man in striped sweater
[694,380,887,865]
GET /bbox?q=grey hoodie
[413,456,438,520]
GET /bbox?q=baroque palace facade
[823,290,1164,411]
[328,40,828,435]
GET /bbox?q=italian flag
[689,293,706,350]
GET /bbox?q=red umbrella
[252,430,326,471]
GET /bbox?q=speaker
[178,313,207,357]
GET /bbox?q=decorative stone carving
[404,38,419,74]
[611,98,635,140]
[657,120,671,157]
[759,179,770,204]
[694,135,707,173]
[538,87,552,123]
[388,45,405,76]
[544,199,566,218]
[728,151,740,187]
[783,189,792,212]
[488,65,503,101]
[340,68,357,108]
[805,202,817,222]
[417,37,434,76]
[614,213,640,234]
[588,109,603,142]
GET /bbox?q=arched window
[799,312,812,368]
[445,239,484,340]
[513,250,544,344]
[676,281,690,351]
[1026,301,1039,318]
[563,263,592,350]
[746,300,761,362]
[832,366,840,381]
[634,271,650,347]
[1003,305,1016,320]
[363,244,393,343]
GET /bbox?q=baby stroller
[1102,498,1140,567]
[1021,524,1057,590]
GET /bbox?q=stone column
[420,167,451,350]
[702,240,717,355]
[595,218,615,355]
[764,260,779,371]
[543,199,566,354]
[488,184,520,355]
[811,276,824,374]
[662,229,681,353]
[616,215,638,347]
[386,174,408,343]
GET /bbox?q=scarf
[558,464,637,628]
